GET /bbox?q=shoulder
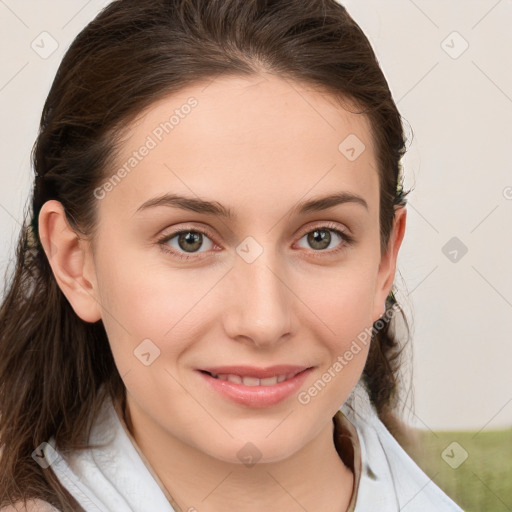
[0,499,61,512]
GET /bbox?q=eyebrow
[134,191,368,219]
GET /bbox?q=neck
[121,399,354,512]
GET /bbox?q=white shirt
[42,383,464,511]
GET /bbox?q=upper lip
[198,365,312,379]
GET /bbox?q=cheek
[93,247,217,367]
[92,249,170,359]
[294,261,377,387]
[297,262,378,334]
[295,274,373,419]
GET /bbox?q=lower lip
[197,369,313,408]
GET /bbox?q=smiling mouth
[197,366,314,407]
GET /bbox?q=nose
[223,248,293,349]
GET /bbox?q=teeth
[210,372,297,385]
[227,374,242,384]
[242,376,260,386]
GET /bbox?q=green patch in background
[401,428,512,512]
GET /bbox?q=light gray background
[0,0,511,430]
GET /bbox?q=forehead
[98,73,379,222]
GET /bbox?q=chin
[203,436,300,466]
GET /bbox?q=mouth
[195,365,314,407]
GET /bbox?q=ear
[372,206,407,323]
[38,200,102,323]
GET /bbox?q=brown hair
[0,0,410,509]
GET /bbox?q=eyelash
[156,222,355,261]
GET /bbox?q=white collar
[342,383,463,511]
[44,382,463,511]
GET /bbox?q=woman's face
[78,73,404,463]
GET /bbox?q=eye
[157,228,216,261]
[295,222,354,256]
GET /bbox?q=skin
[40,72,406,512]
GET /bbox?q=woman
[0,0,464,511]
